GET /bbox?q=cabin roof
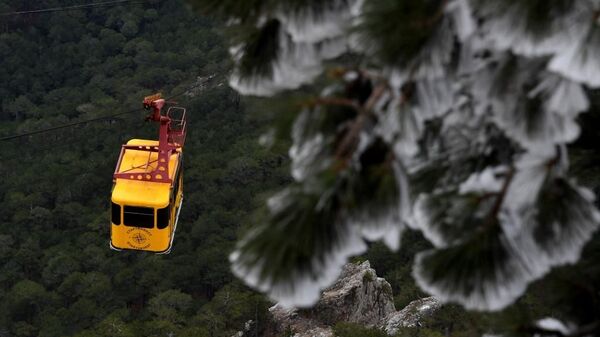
[111,139,180,208]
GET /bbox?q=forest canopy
[0,1,287,336]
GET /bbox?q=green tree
[93,314,136,337]
[120,21,139,38]
[148,289,193,324]
[6,280,50,323]
[195,282,271,337]
[5,96,38,120]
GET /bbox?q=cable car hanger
[113,93,186,183]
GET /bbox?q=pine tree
[189,0,600,334]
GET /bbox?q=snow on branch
[215,0,600,312]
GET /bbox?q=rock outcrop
[313,261,396,326]
[269,304,334,337]
[233,261,442,337]
[381,296,442,335]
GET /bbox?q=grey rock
[230,320,255,337]
[381,296,442,335]
[313,261,396,327]
[232,261,442,337]
[269,304,333,337]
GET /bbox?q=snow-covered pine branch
[192,0,600,315]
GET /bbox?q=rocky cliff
[234,261,441,337]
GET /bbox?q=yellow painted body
[110,139,183,253]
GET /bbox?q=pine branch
[208,0,600,316]
[570,322,600,337]
[411,0,449,30]
[487,168,514,223]
[334,83,388,164]
[519,321,600,337]
[311,97,361,112]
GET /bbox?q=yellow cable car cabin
[110,94,187,254]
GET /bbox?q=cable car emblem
[131,233,147,244]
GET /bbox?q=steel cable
[0,0,147,17]
[0,77,218,142]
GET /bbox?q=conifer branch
[333,83,388,164]
[490,168,514,219]
[520,321,600,337]
[411,0,449,30]
[203,0,600,318]
[311,97,361,112]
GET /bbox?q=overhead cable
[0,77,217,142]
[0,0,146,17]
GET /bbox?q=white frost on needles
[230,1,364,96]
[491,71,589,151]
[230,224,368,308]
[505,177,600,267]
[531,73,590,118]
[351,208,403,251]
[459,166,506,195]
[477,0,600,88]
[412,226,542,312]
[276,0,360,44]
[504,150,555,214]
[350,161,410,251]
[548,20,600,88]
[229,34,346,96]
[409,20,456,80]
[412,152,600,311]
[373,92,421,158]
[289,108,332,182]
[535,317,573,336]
[446,0,475,41]
[415,78,456,120]
[225,0,600,312]
[478,2,584,57]
[230,187,369,307]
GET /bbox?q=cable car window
[111,202,121,225]
[157,206,170,229]
[123,206,154,228]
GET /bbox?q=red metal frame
[113,94,187,184]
